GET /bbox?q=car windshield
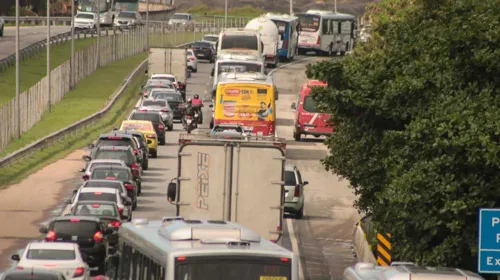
[193,42,211,48]
[91,169,131,180]
[118,12,135,18]
[151,93,183,101]
[297,14,320,32]
[27,249,76,260]
[52,220,99,238]
[95,150,131,162]
[203,36,218,42]
[76,13,94,19]
[142,100,167,107]
[121,122,153,131]
[74,203,118,217]
[78,192,117,202]
[218,62,262,74]
[221,35,258,50]
[171,14,189,20]
[284,170,297,185]
[303,96,320,112]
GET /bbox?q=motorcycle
[183,115,197,134]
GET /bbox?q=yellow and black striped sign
[377,233,391,266]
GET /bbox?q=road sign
[478,208,500,273]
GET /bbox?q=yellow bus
[214,72,277,136]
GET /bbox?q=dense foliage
[306,0,500,269]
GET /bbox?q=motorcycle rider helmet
[194,94,199,99]
[187,98,192,103]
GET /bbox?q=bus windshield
[221,35,258,50]
[175,256,291,280]
[297,14,320,32]
[77,0,108,12]
[217,62,262,74]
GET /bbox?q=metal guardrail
[0,41,193,169]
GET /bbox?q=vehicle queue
[1,10,485,280]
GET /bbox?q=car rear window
[52,220,99,238]
[96,137,133,147]
[95,150,131,163]
[27,249,76,260]
[284,171,297,185]
[78,192,117,202]
[142,100,167,107]
[5,274,59,280]
[194,42,211,48]
[84,181,122,190]
[91,169,131,181]
[130,113,161,122]
[75,203,118,217]
[151,93,183,101]
[89,162,122,171]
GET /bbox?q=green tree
[306,0,500,270]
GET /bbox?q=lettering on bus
[196,152,210,210]
[225,89,240,96]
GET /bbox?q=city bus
[77,0,115,26]
[214,72,277,136]
[265,13,299,61]
[217,28,264,58]
[296,10,356,56]
[111,217,298,280]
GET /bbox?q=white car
[78,159,127,181]
[78,179,128,202]
[74,12,97,30]
[150,74,178,86]
[11,242,90,280]
[201,34,219,47]
[168,13,194,25]
[186,49,198,73]
[283,165,308,219]
[66,187,132,221]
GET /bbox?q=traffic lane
[0,26,71,60]
[273,57,360,279]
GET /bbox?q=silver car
[137,99,174,129]
[283,165,308,219]
[114,11,142,28]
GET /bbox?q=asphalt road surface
[0,26,71,60]
[0,56,360,279]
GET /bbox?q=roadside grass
[0,38,96,105]
[0,58,146,188]
[149,32,206,47]
[184,4,263,18]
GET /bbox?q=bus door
[274,21,290,59]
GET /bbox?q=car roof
[150,88,178,93]
[147,79,172,85]
[306,80,328,87]
[76,200,118,206]
[28,242,76,250]
[52,215,101,222]
[203,34,218,37]
[97,145,131,151]
[91,165,130,170]
[80,187,118,194]
[84,179,123,185]
[89,159,126,164]
[122,120,154,124]
[131,111,162,116]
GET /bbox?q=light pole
[334,0,337,13]
[224,0,227,29]
[15,0,20,137]
[290,0,293,15]
[71,0,75,89]
[47,0,51,112]
[96,0,100,67]
[146,0,149,50]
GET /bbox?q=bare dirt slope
[175,0,382,17]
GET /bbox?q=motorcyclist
[191,94,204,122]
[182,98,196,127]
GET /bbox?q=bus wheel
[293,130,301,141]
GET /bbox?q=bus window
[221,35,258,50]
[297,14,320,32]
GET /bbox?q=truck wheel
[293,130,301,141]
[187,126,192,134]
[159,137,165,145]
[296,208,304,219]
[151,150,158,158]
[142,160,148,170]
[168,124,174,131]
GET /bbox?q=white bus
[210,53,266,91]
[297,10,356,56]
[110,217,298,280]
[217,28,264,58]
[77,0,116,26]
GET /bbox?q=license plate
[187,119,192,124]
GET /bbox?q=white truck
[147,47,188,99]
[167,133,287,243]
[245,17,280,68]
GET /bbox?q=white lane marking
[268,56,318,76]
[309,113,319,125]
[287,218,305,280]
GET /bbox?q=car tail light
[94,231,103,242]
[139,109,148,112]
[189,57,195,61]
[161,109,169,112]
[131,163,139,176]
[158,122,165,130]
[177,256,186,261]
[73,267,85,278]
[124,183,134,190]
[294,184,300,197]
[82,175,89,181]
[45,230,56,241]
[316,36,321,45]
[70,218,80,222]
[106,136,122,140]
[108,220,121,227]
[281,258,289,262]
[43,264,56,267]
[91,204,100,208]
[118,208,124,215]
[133,149,138,155]
[186,116,192,119]
[269,125,274,135]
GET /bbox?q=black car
[79,179,137,210]
[83,146,142,190]
[128,111,167,144]
[89,132,145,170]
[2,267,66,280]
[112,129,149,170]
[140,80,175,98]
[39,216,113,274]
[90,165,142,195]
[149,90,185,120]
[69,200,122,247]
[191,41,216,63]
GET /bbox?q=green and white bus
[77,0,116,26]
[110,217,298,280]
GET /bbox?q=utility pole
[334,0,337,13]
[290,0,293,15]
[71,0,75,89]
[47,0,51,112]
[146,0,149,50]
[97,0,100,67]
[15,0,20,137]
[224,0,227,29]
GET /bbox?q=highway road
[0,56,359,279]
[0,26,71,60]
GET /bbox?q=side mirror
[78,168,85,172]
[82,155,91,162]
[11,255,20,261]
[39,227,48,234]
[124,200,132,206]
[105,228,114,235]
[303,181,309,185]
[167,182,177,202]
[87,144,95,149]
[291,102,297,109]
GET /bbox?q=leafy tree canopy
[306,0,500,270]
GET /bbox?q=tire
[97,261,106,276]
[192,68,197,73]
[187,126,192,134]
[159,137,165,145]
[296,208,304,219]
[298,48,305,55]
[132,201,137,211]
[151,150,157,158]
[142,160,148,170]
[168,124,174,131]
[293,130,301,141]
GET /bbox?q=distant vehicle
[39,216,114,274]
[76,0,114,26]
[78,159,127,181]
[149,90,185,121]
[11,242,91,280]
[90,132,145,169]
[136,99,174,131]
[284,165,308,218]
[291,80,334,141]
[217,28,263,58]
[201,34,219,46]
[108,218,298,279]
[114,0,140,13]
[186,49,198,72]
[111,130,149,170]
[74,12,97,30]
[77,179,136,210]
[0,17,5,37]
[265,13,300,61]
[1,267,66,280]
[126,112,166,145]
[210,53,266,93]
[90,165,141,196]
[66,187,132,221]
[296,10,356,56]
[245,17,280,67]
[83,145,142,183]
[113,11,142,27]
[342,262,485,280]
[147,47,188,98]
[120,119,159,156]
[140,79,176,98]
[191,41,216,63]
[168,13,194,25]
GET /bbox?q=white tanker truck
[245,16,280,68]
